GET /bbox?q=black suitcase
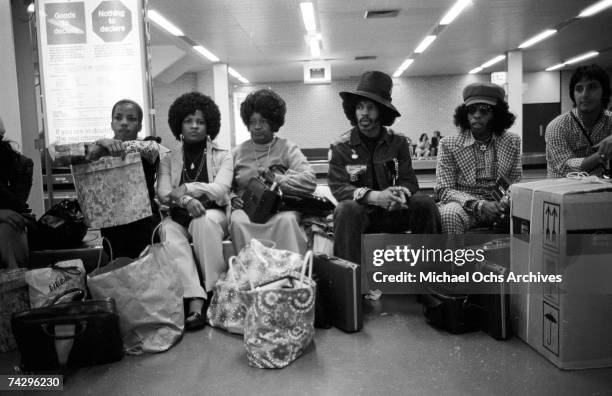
[313,254,363,332]
[11,298,124,372]
[472,258,512,340]
[421,287,480,334]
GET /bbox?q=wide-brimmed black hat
[339,71,401,117]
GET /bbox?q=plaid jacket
[435,130,522,207]
[545,109,612,178]
[328,127,418,202]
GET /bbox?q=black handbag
[281,193,335,217]
[241,177,281,224]
[34,199,87,249]
[11,298,124,372]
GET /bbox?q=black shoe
[185,311,206,331]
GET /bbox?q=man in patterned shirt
[545,64,612,178]
[435,82,522,234]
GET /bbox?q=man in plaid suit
[545,64,612,178]
[435,83,522,234]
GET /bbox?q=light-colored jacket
[157,137,233,206]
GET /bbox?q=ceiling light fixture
[193,45,220,62]
[481,55,506,68]
[414,35,437,53]
[468,66,483,74]
[147,9,184,36]
[565,50,599,64]
[545,63,565,71]
[228,67,250,84]
[393,58,414,77]
[578,0,612,17]
[300,2,317,31]
[518,29,557,49]
[439,0,471,25]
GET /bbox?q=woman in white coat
[157,92,232,330]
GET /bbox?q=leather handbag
[241,177,281,224]
[11,298,124,372]
[34,199,87,249]
[280,193,335,217]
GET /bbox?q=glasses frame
[467,104,493,115]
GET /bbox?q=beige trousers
[159,209,228,298]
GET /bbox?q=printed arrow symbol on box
[551,207,558,242]
[545,206,551,239]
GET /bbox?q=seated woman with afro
[157,92,232,330]
[230,89,316,254]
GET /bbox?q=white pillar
[0,0,22,147]
[507,50,523,152]
[1,0,45,216]
[213,64,231,150]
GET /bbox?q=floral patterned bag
[241,251,315,369]
[207,239,303,334]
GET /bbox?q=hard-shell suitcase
[313,254,362,332]
[11,298,124,372]
[473,260,511,340]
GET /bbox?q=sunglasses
[467,104,493,115]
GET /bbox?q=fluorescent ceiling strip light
[565,50,599,64]
[440,0,471,25]
[300,2,317,31]
[393,59,414,77]
[193,45,220,62]
[148,10,184,36]
[578,0,612,17]
[308,38,321,58]
[414,35,436,53]
[468,66,483,74]
[228,67,250,84]
[518,29,557,49]
[398,58,414,71]
[545,63,565,71]
[481,55,506,68]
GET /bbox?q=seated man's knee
[334,200,363,220]
[439,202,469,233]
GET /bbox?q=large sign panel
[37,0,152,145]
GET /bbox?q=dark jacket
[328,127,418,202]
[0,153,33,213]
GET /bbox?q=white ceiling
[148,0,612,84]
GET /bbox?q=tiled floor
[2,295,611,396]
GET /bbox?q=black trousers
[332,195,441,265]
[100,215,159,259]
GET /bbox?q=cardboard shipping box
[510,178,612,369]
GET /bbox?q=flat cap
[463,82,505,106]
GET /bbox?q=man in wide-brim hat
[328,71,441,265]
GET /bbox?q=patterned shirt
[435,129,522,208]
[545,108,612,178]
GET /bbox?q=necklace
[251,137,275,171]
[182,146,207,182]
[474,135,492,151]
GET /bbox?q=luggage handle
[299,250,313,285]
[41,321,88,340]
